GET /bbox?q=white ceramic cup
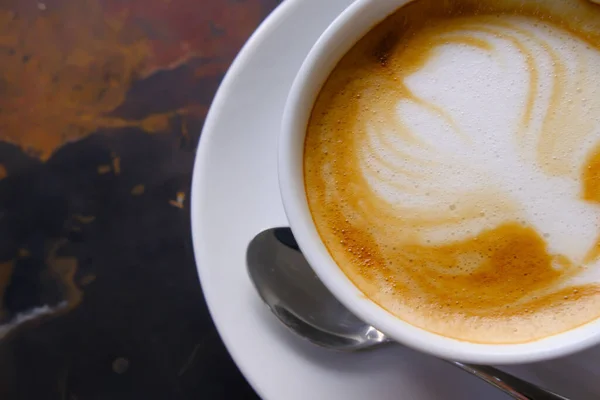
[278,0,600,364]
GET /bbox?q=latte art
[305,0,600,343]
[362,16,600,266]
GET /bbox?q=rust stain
[181,120,189,140]
[97,165,112,175]
[103,0,271,74]
[73,215,96,224]
[0,0,278,340]
[0,0,177,160]
[17,248,30,258]
[140,113,172,132]
[111,153,121,175]
[131,184,145,196]
[0,261,15,320]
[169,191,185,209]
[79,274,96,286]
[0,0,271,159]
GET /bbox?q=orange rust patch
[97,165,112,175]
[111,153,121,175]
[0,260,14,319]
[79,274,97,286]
[131,184,145,196]
[169,191,185,209]
[17,248,30,258]
[0,0,177,160]
[73,215,96,224]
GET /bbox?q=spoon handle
[450,362,569,400]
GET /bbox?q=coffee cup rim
[279,0,600,364]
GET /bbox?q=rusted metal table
[0,0,280,398]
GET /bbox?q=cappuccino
[304,0,600,343]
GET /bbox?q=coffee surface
[304,0,600,343]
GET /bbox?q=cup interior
[278,0,600,364]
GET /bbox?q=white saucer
[191,1,600,398]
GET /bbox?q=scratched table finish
[0,0,281,398]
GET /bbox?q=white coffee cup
[278,0,600,364]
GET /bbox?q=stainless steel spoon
[247,227,569,400]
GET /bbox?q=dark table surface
[0,0,282,398]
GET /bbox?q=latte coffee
[304,0,600,343]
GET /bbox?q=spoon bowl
[247,227,389,351]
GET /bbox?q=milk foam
[305,0,600,343]
[361,17,600,276]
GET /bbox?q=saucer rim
[191,2,303,398]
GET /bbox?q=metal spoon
[247,227,569,400]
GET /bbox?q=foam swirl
[361,16,600,263]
